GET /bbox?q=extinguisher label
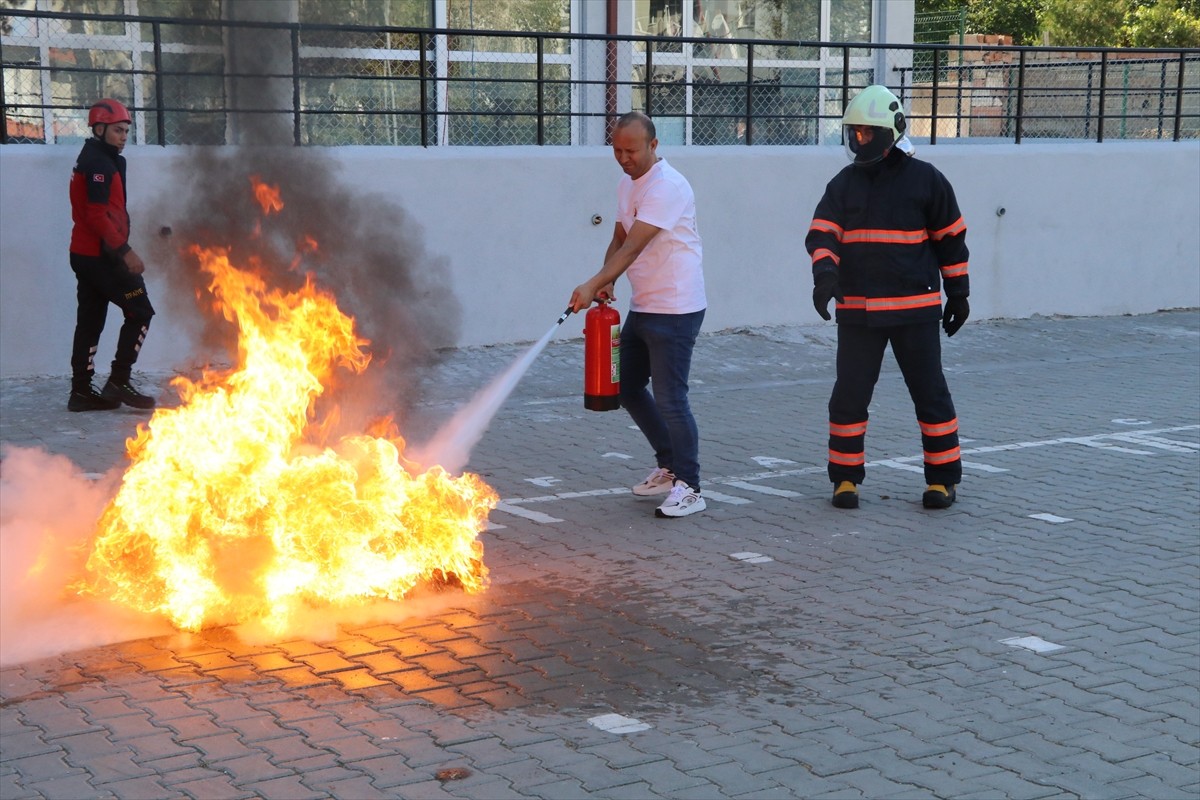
[610,324,621,384]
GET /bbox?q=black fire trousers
[70,253,155,387]
[827,320,962,487]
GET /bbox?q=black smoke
[146,147,461,437]
[143,4,461,437]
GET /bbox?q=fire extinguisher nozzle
[556,307,573,326]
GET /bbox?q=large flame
[80,180,495,635]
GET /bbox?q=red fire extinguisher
[584,299,620,411]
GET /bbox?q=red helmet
[88,98,131,127]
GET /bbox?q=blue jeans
[619,309,705,490]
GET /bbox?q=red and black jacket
[70,137,131,259]
[806,149,969,326]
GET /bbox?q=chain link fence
[914,8,968,46]
[894,38,1200,142]
[3,7,1198,147]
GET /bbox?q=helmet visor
[844,124,895,165]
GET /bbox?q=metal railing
[2,7,1198,147]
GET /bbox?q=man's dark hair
[616,111,656,141]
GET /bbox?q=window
[297,1,433,145]
[139,0,225,145]
[830,0,871,44]
[0,0,883,146]
[632,1,874,145]
[296,0,573,145]
[1,0,227,144]
[443,0,572,145]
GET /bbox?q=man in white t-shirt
[569,112,708,518]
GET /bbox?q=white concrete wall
[1,141,1197,378]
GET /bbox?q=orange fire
[251,175,284,214]
[80,181,495,635]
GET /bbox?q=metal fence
[913,8,968,48]
[2,7,1198,147]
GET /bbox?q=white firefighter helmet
[841,85,912,164]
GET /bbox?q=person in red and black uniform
[805,85,970,510]
[68,98,156,411]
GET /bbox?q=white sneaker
[655,481,707,518]
[632,467,676,496]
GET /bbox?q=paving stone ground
[2,311,1198,800]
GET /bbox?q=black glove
[942,296,970,337]
[813,271,843,321]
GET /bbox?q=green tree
[1041,0,1129,45]
[918,0,1200,45]
[916,0,1041,44]
[966,0,1042,43]
[1123,0,1200,46]
[917,0,966,12]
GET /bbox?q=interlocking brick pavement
[2,311,1198,799]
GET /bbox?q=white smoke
[0,445,174,666]
[411,319,564,474]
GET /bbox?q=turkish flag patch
[92,173,105,183]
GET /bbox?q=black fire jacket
[805,148,970,327]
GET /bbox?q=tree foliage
[1124,0,1200,46]
[1041,0,1130,46]
[917,0,1200,46]
[967,0,1043,44]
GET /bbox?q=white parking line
[962,425,1198,457]
[724,481,802,497]
[489,425,1198,523]
[730,552,774,563]
[1110,433,1199,453]
[1000,636,1065,653]
[700,489,753,505]
[1076,441,1153,455]
[962,461,1009,473]
[493,502,563,523]
[1030,513,1073,523]
[588,713,651,733]
[874,458,924,474]
[555,488,632,499]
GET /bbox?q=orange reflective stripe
[812,248,841,266]
[940,262,968,278]
[829,450,865,466]
[924,447,961,465]
[931,217,966,240]
[919,418,958,437]
[810,218,843,238]
[864,292,942,312]
[843,228,929,245]
[830,421,868,437]
[837,295,866,309]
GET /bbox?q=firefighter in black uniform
[805,85,970,510]
[67,98,156,411]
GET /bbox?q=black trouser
[70,253,155,388]
[828,320,962,487]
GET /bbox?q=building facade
[2,0,915,146]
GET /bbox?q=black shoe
[922,484,957,509]
[68,385,121,412]
[831,480,859,509]
[101,378,157,409]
